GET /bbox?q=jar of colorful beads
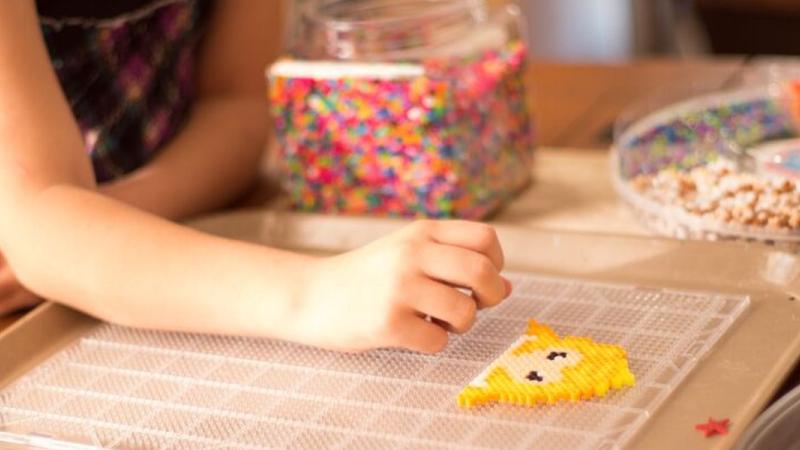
[268,0,534,218]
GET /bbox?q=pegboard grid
[0,273,749,450]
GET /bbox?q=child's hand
[0,252,40,316]
[292,220,511,353]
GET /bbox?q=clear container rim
[302,0,481,32]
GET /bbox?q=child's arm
[0,1,510,353]
[100,2,284,220]
[0,1,282,313]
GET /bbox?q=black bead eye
[526,370,543,382]
[547,351,567,360]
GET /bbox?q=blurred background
[289,0,800,60]
[521,0,800,60]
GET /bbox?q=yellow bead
[457,320,635,408]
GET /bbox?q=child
[0,0,511,353]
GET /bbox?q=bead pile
[457,320,635,408]
[618,80,800,239]
[632,161,800,231]
[617,96,794,180]
[269,41,533,218]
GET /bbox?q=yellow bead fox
[458,320,635,408]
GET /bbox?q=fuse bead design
[458,320,635,408]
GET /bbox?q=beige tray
[2,211,800,449]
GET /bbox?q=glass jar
[269,0,534,218]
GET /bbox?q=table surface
[0,57,753,334]
[0,313,22,333]
[529,57,745,149]
[2,57,798,450]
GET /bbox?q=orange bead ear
[526,320,558,339]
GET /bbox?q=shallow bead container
[612,65,800,250]
[268,0,534,218]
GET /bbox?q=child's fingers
[409,279,477,334]
[0,290,39,315]
[0,267,18,297]
[418,243,507,308]
[421,220,504,270]
[393,316,450,354]
[0,268,33,300]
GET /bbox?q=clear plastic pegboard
[0,273,749,450]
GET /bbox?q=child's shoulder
[37,0,213,182]
[36,0,211,28]
[37,0,188,22]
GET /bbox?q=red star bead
[695,417,730,437]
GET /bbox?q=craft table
[3,58,798,450]
[528,58,744,149]
[0,313,22,334]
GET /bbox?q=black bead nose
[526,370,543,382]
[547,351,567,360]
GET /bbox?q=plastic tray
[0,273,748,450]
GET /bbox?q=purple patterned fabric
[39,0,211,182]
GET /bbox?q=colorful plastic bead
[458,320,635,408]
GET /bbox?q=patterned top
[37,0,212,182]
